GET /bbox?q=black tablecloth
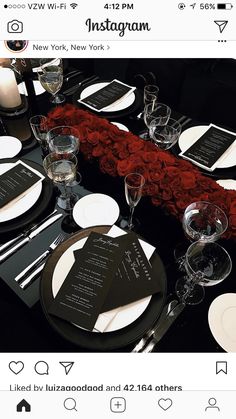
[0,75,235,353]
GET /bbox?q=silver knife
[19,262,46,290]
[64,70,83,82]
[142,303,185,352]
[132,299,179,352]
[0,212,63,263]
[63,75,98,95]
[0,209,58,254]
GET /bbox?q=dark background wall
[69,58,236,130]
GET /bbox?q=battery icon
[217,3,233,9]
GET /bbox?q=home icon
[16,399,31,412]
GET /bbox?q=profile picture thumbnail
[5,40,28,53]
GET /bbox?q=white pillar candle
[0,67,22,109]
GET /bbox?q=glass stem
[128,206,135,230]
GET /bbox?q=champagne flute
[124,173,145,230]
[29,115,48,156]
[144,84,159,106]
[38,68,64,104]
[43,152,78,210]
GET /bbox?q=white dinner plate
[0,136,22,159]
[208,293,236,352]
[111,122,129,132]
[0,163,42,223]
[18,80,46,96]
[73,193,120,228]
[216,179,236,191]
[80,82,135,113]
[52,235,151,333]
[178,125,236,169]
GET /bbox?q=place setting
[73,78,142,119]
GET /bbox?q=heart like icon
[9,361,24,375]
[158,398,173,411]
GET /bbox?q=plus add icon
[110,397,126,413]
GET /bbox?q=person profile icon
[5,40,28,53]
[205,398,220,412]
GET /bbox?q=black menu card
[50,231,160,331]
[79,79,135,112]
[49,232,128,331]
[179,125,236,171]
[102,234,159,312]
[0,161,43,210]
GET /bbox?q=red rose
[230,200,236,215]
[143,183,159,196]
[99,153,118,177]
[92,144,105,157]
[127,137,144,153]
[156,151,176,165]
[117,159,135,176]
[87,132,101,145]
[179,172,197,190]
[142,151,159,164]
[229,215,236,230]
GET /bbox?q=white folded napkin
[94,225,155,333]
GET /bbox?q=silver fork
[15,233,64,285]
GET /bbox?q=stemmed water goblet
[38,66,64,104]
[175,201,228,267]
[149,118,182,150]
[29,115,48,157]
[43,152,78,211]
[175,241,232,305]
[141,102,171,140]
[47,126,81,186]
[123,173,145,230]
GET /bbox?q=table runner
[47,104,236,240]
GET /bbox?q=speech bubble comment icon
[34,361,49,375]
[64,398,77,411]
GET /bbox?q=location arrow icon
[59,362,74,375]
[214,20,228,33]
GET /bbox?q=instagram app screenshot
[0,1,235,417]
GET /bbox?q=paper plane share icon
[59,362,74,375]
[214,20,228,33]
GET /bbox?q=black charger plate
[40,225,167,351]
[0,158,55,236]
[73,80,142,120]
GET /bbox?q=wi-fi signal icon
[70,3,78,9]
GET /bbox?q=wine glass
[43,152,78,210]
[47,126,79,154]
[39,58,63,73]
[183,201,228,242]
[144,84,159,106]
[29,115,48,156]
[141,102,171,140]
[175,241,232,305]
[38,67,64,104]
[175,201,228,270]
[124,173,145,230]
[149,118,182,150]
[47,126,81,186]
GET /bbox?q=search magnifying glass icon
[63,398,77,411]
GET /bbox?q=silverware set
[132,299,185,352]
[0,210,64,290]
[63,75,99,95]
